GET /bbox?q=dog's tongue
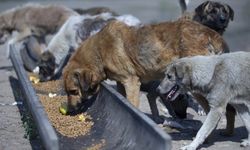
[167,90,175,99]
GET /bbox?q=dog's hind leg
[233,104,250,147]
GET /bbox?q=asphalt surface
[0,0,249,150]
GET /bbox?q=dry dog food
[32,79,63,93]
[31,79,94,137]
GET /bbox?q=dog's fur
[180,1,234,35]
[73,7,118,16]
[157,52,250,149]
[20,35,45,72]
[36,12,141,81]
[157,0,235,124]
[140,0,235,123]
[62,19,228,113]
[0,3,78,45]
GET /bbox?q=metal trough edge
[10,44,59,150]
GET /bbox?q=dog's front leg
[181,107,224,150]
[122,76,141,107]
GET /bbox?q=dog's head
[193,1,234,34]
[63,68,101,112]
[38,51,56,81]
[157,61,192,101]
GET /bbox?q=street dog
[36,12,141,81]
[160,0,235,124]
[157,52,250,150]
[145,0,235,123]
[180,1,234,35]
[62,19,228,114]
[0,3,78,56]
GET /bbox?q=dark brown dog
[62,19,228,114]
[181,1,234,35]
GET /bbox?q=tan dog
[0,3,78,45]
[62,19,228,112]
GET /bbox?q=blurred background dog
[181,0,234,35]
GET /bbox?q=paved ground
[0,0,250,150]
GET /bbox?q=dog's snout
[156,85,162,94]
[220,15,226,23]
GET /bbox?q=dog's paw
[197,106,206,116]
[152,116,164,124]
[180,145,196,150]
[240,139,250,147]
[163,118,185,129]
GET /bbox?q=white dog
[158,51,250,150]
[35,12,141,81]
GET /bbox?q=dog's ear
[225,4,234,21]
[73,68,88,92]
[195,1,211,14]
[174,62,191,85]
[73,69,99,93]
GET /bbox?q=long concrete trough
[10,44,172,150]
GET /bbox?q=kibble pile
[31,79,94,137]
[32,79,63,93]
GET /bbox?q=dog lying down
[0,3,78,46]
[36,12,141,81]
[157,51,250,150]
[62,19,228,114]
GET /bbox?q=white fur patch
[32,66,40,74]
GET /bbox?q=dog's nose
[156,86,161,94]
[220,15,226,23]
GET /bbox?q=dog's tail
[179,0,190,14]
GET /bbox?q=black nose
[220,15,226,23]
[156,86,161,94]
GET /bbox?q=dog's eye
[210,9,217,14]
[69,89,79,95]
[167,74,172,79]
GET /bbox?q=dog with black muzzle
[181,0,234,35]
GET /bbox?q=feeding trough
[10,44,171,150]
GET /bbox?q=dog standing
[62,19,228,113]
[157,52,250,150]
[141,0,234,123]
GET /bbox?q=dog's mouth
[163,85,179,101]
